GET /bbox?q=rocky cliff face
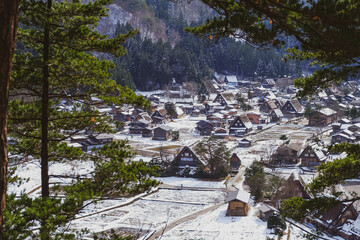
[96,0,212,42]
[97,3,132,37]
[168,0,213,24]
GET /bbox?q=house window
[310,154,314,157]
[305,154,308,157]
[185,152,189,156]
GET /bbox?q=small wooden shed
[258,204,277,221]
[225,189,250,216]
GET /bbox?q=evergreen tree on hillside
[112,21,299,90]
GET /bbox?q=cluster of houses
[58,74,360,239]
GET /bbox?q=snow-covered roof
[319,107,337,116]
[333,133,356,140]
[175,107,184,115]
[225,75,238,83]
[132,155,153,163]
[67,142,82,148]
[272,109,284,117]
[226,189,251,203]
[212,113,225,118]
[340,129,354,136]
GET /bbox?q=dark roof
[231,153,241,161]
[173,146,205,166]
[196,120,213,127]
[229,115,253,129]
[318,203,357,226]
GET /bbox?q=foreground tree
[280,143,360,238]
[194,136,231,178]
[5,0,158,239]
[190,0,360,236]
[188,0,360,97]
[0,0,20,237]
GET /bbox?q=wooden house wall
[226,201,249,216]
[153,128,170,140]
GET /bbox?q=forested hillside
[91,0,302,91]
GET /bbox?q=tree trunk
[40,0,52,239]
[41,0,51,199]
[0,0,20,238]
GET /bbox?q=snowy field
[146,189,226,204]
[156,176,226,189]
[8,160,94,196]
[158,204,312,240]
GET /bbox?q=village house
[238,138,252,148]
[212,127,228,139]
[195,120,214,136]
[262,78,276,89]
[281,99,304,118]
[224,75,238,86]
[308,108,338,126]
[151,108,167,124]
[269,109,284,123]
[153,126,172,141]
[135,112,152,122]
[270,146,298,166]
[331,130,356,144]
[348,123,360,132]
[207,113,226,128]
[247,112,261,124]
[226,189,251,216]
[229,115,253,136]
[311,203,359,238]
[113,110,132,122]
[171,146,204,175]
[258,204,278,222]
[230,153,241,173]
[204,102,224,114]
[253,87,267,98]
[78,133,113,152]
[260,99,278,113]
[129,119,150,134]
[213,92,237,108]
[142,127,153,138]
[274,172,310,203]
[299,143,327,168]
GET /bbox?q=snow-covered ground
[8,108,333,239]
[159,203,314,240]
[8,160,94,196]
[156,176,226,189]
